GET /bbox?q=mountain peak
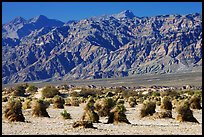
[113,10,135,19]
[30,15,48,23]
[10,16,26,24]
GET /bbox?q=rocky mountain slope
[2,10,202,84]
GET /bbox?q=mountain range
[2,10,202,84]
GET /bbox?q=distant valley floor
[2,71,202,88]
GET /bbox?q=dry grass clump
[79,88,102,98]
[160,90,179,98]
[140,100,156,118]
[189,95,202,109]
[41,85,60,98]
[81,97,99,123]
[160,96,172,110]
[12,85,26,96]
[22,98,32,110]
[153,110,172,118]
[26,85,38,93]
[107,104,130,124]
[72,120,96,128]
[52,95,65,109]
[94,97,115,117]
[128,96,137,107]
[31,99,50,117]
[60,110,71,119]
[176,101,199,123]
[65,97,80,106]
[4,98,25,122]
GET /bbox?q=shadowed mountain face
[2,10,202,84]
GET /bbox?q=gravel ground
[2,102,202,135]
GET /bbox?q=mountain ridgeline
[2,10,202,84]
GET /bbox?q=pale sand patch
[2,102,202,135]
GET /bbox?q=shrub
[140,100,156,118]
[41,86,60,98]
[160,96,172,110]
[128,97,137,107]
[160,90,179,98]
[65,97,80,106]
[52,95,65,109]
[69,91,80,97]
[79,88,101,98]
[31,99,50,117]
[60,110,71,119]
[81,97,99,123]
[94,97,115,117]
[189,95,202,109]
[13,85,26,96]
[22,99,32,110]
[152,91,160,97]
[153,110,172,118]
[107,104,130,124]
[4,98,25,122]
[26,85,38,93]
[176,101,199,123]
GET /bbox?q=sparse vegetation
[107,103,130,124]
[65,97,80,106]
[31,99,50,117]
[13,84,26,96]
[154,110,172,118]
[176,101,199,123]
[4,98,25,122]
[26,85,38,93]
[140,100,156,118]
[60,110,71,119]
[81,97,99,123]
[22,98,32,110]
[189,95,202,109]
[52,95,65,109]
[160,96,172,110]
[128,96,137,107]
[94,97,115,117]
[41,85,60,98]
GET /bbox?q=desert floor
[2,102,202,135]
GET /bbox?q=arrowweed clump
[160,96,172,110]
[81,96,99,123]
[53,95,65,109]
[31,99,50,117]
[107,103,130,124]
[41,85,60,98]
[4,98,25,122]
[140,100,156,118]
[176,101,199,123]
[189,95,202,109]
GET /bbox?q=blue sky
[2,2,202,24]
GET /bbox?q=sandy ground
[2,102,202,135]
